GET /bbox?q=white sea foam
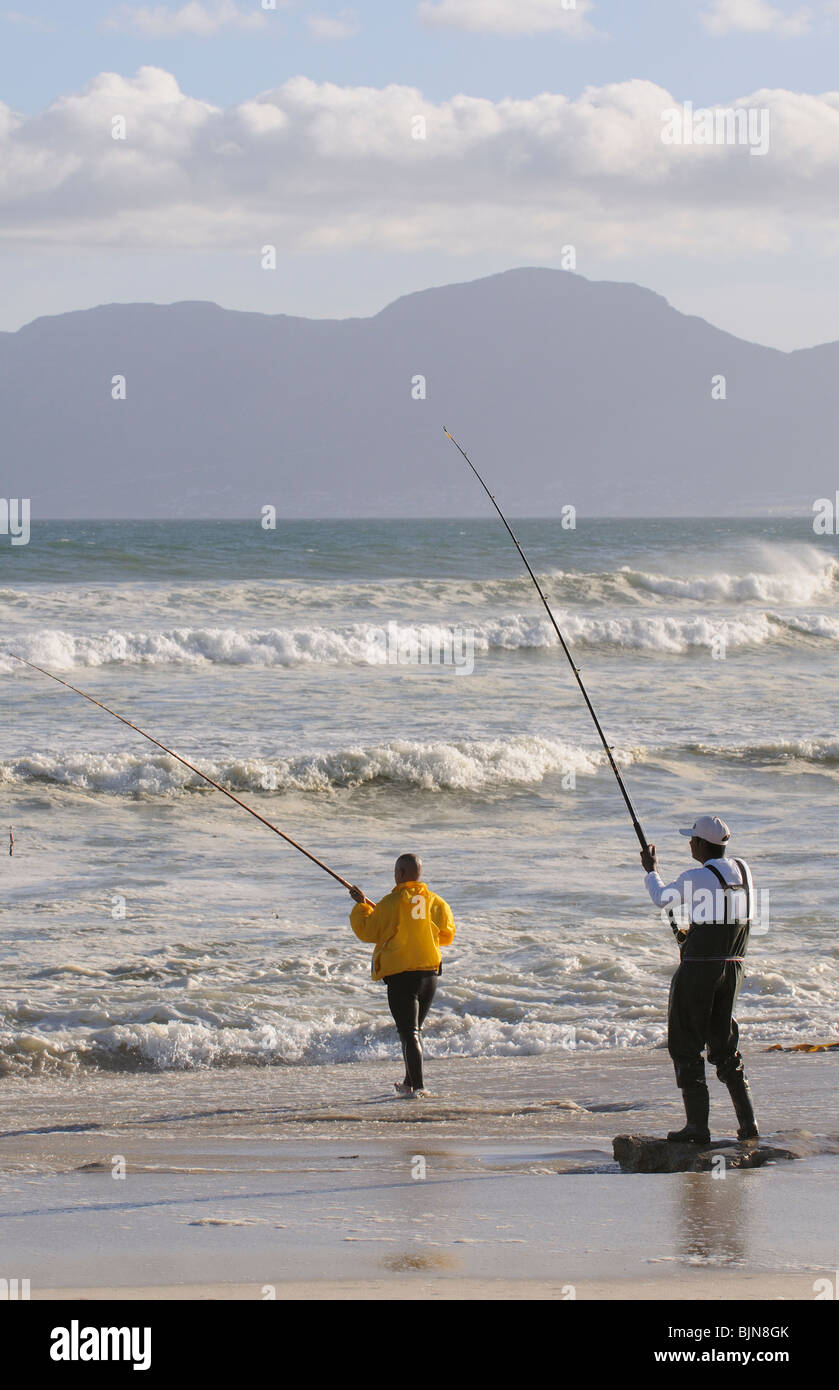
[4,732,837,800]
[2,547,835,627]
[1,989,833,1075]
[689,738,839,765]
[774,613,839,641]
[0,736,610,797]
[1,607,822,674]
[0,1013,666,1075]
[619,550,838,605]
[547,612,779,652]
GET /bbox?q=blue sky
[1,0,837,347]
[3,1,837,111]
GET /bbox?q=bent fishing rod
[5,652,372,906]
[442,427,682,943]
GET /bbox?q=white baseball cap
[679,814,731,844]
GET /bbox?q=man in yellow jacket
[349,853,455,1098]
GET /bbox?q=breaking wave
[2,993,833,1075]
[618,551,839,605]
[688,738,839,766]
[3,733,837,802]
[1,547,835,625]
[0,1013,661,1077]
[0,737,610,797]
[3,606,836,673]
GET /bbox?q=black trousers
[385,970,438,1090]
[668,959,746,1089]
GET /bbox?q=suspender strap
[704,861,731,924]
[703,860,750,925]
[733,859,751,921]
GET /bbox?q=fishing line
[5,652,372,903]
[443,427,682,942]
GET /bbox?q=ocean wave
[773,613,839,641]
[2,548,835,625]
[0,576,538,618]
[688,738,839,766]
[3,994,832,1075]
[481,611,793,654]
[0,1012,660,1076]
[1,607,824,673]
[618,550,839,605]
[2,625,395,671]
[548,612,779,652]
[3,731,836,801]
[0,737,610,797]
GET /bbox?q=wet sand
[1,1051,836,1300]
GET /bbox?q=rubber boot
[725,1072,759,1142]
[667,1082,711,1144]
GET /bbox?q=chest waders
[667,859,759,1145]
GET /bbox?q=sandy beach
[2,1049,835,1301]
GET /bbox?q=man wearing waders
[640,815,759,1145]
[348,854,455,1098]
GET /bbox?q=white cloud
[416,0,596,35]
[307,9,360,39]
[2,68,839,264]
[101,1,275,37]
[702,0,812,35]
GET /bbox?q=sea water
[1,517,837,1076]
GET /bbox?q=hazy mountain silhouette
[3,268,836,517]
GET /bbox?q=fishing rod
[5,652,372,905]
[442,427,682,943]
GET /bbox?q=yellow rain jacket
[350,881,455,981]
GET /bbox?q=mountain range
[3,267,836,517]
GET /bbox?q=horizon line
[16,514,816,524]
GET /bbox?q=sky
[1,0,838,348]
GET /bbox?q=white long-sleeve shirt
[645,856,754,926]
